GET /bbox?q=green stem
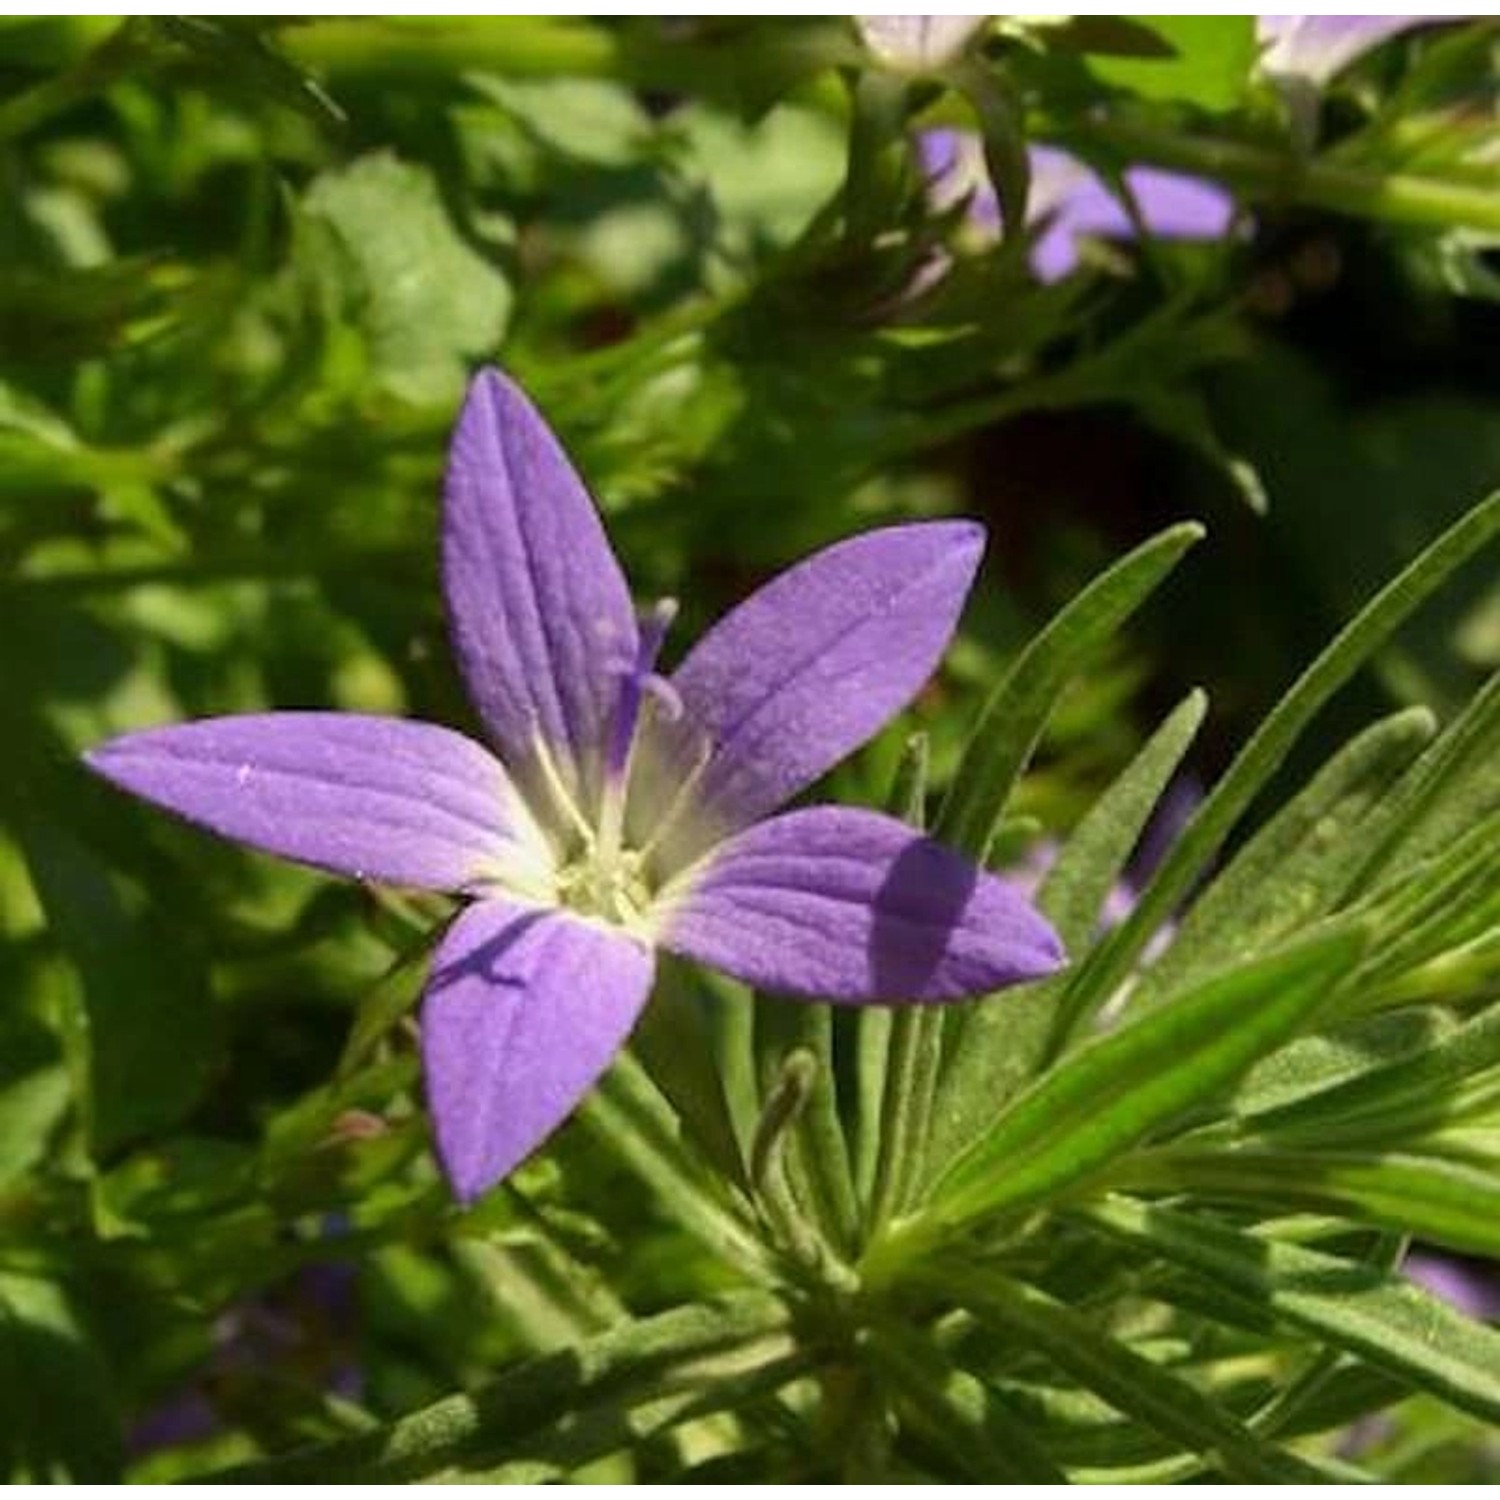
[1068,118,1500,237]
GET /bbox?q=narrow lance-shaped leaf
[1243,999,1500,1144]
[921,926,1364,1235]
[861,1322,1068,1483]
[211,1293,797,1483]
[1345,668,1500,897]
[929,1266,1335,1483]
[937,520,1204,861]
[1081,1194,1500,1426]
[1122,706,1434,1014]
[1053,487,1500,1035]
[1123,1143,1500,1258]
[925,690,1208,1179]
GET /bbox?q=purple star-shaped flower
[87,369,1063,1202]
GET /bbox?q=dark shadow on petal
[869,838,977,999]
[426,905,549,996]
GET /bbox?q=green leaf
[934,1268,1333,1483]
[0,1272,122,1482]
[937,521,1204,861]
[922,927,1365,1235]
[1040,688,1207,957]
[1244,1000,1500,1145]
[923,691,1207,1183]
[211,1292,800,1483]
[580,1052,774,1281]
[1053,488,1500,1039]
[1085,17,1257,112]
[862,1323,1068,1483]
[1128,707,1435,1010]
[1125,1144,1500,1258]
[1083,1194,1500,1426]
[298,152,513,405]
[18,815,215,1157]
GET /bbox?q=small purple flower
[88,369,1063,1203]
[1405,1250,1500,1322]
[1257,16,1436,91]
[920,131,1235,282]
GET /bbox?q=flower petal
[421,898,654,1202]
[658,806,1064,1002]
[86,713,549,894]
[443,368,638,822]
[636,522,983,866]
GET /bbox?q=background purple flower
[920,130,1236,282]
[88,368,1062,1205]
[1257,16,1436,90]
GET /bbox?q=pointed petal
[638,523,983,865]
[659,806,1064,1002]
[443,368,638,821]
[86,713,549,894]
[422,899,653,1201]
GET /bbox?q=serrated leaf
[299,152,512,405]
[924,927,1364,1233]
[1083,1194,1500,1426]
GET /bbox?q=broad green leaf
[212,1292,798,1483]
[922,927,1364,1234]
[0,1272,122,1482]
[935,1268,1332,1483]
[1126,1144,1500,1258]
[1128,707,1434,1009]
[298,152,512,405]
[937,521,1204,861]
[1086,16,1257,111]
[1083,1194,1500,1425]
[1053,488,1500,1038]
[18,815,215,1156]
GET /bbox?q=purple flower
[1257,16,1436,91]
[1405,1250,1500,1322]
[87,368,1063,1203]
[920,132,1235,282]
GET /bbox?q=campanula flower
[920,131,1235,282]
[1256,15,1435,92]
[87,369,1063,1203]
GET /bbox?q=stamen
[634,729,715,866]
[530,729,596,853]
[600,597,678,861]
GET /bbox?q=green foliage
[1,13,1498,1485]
